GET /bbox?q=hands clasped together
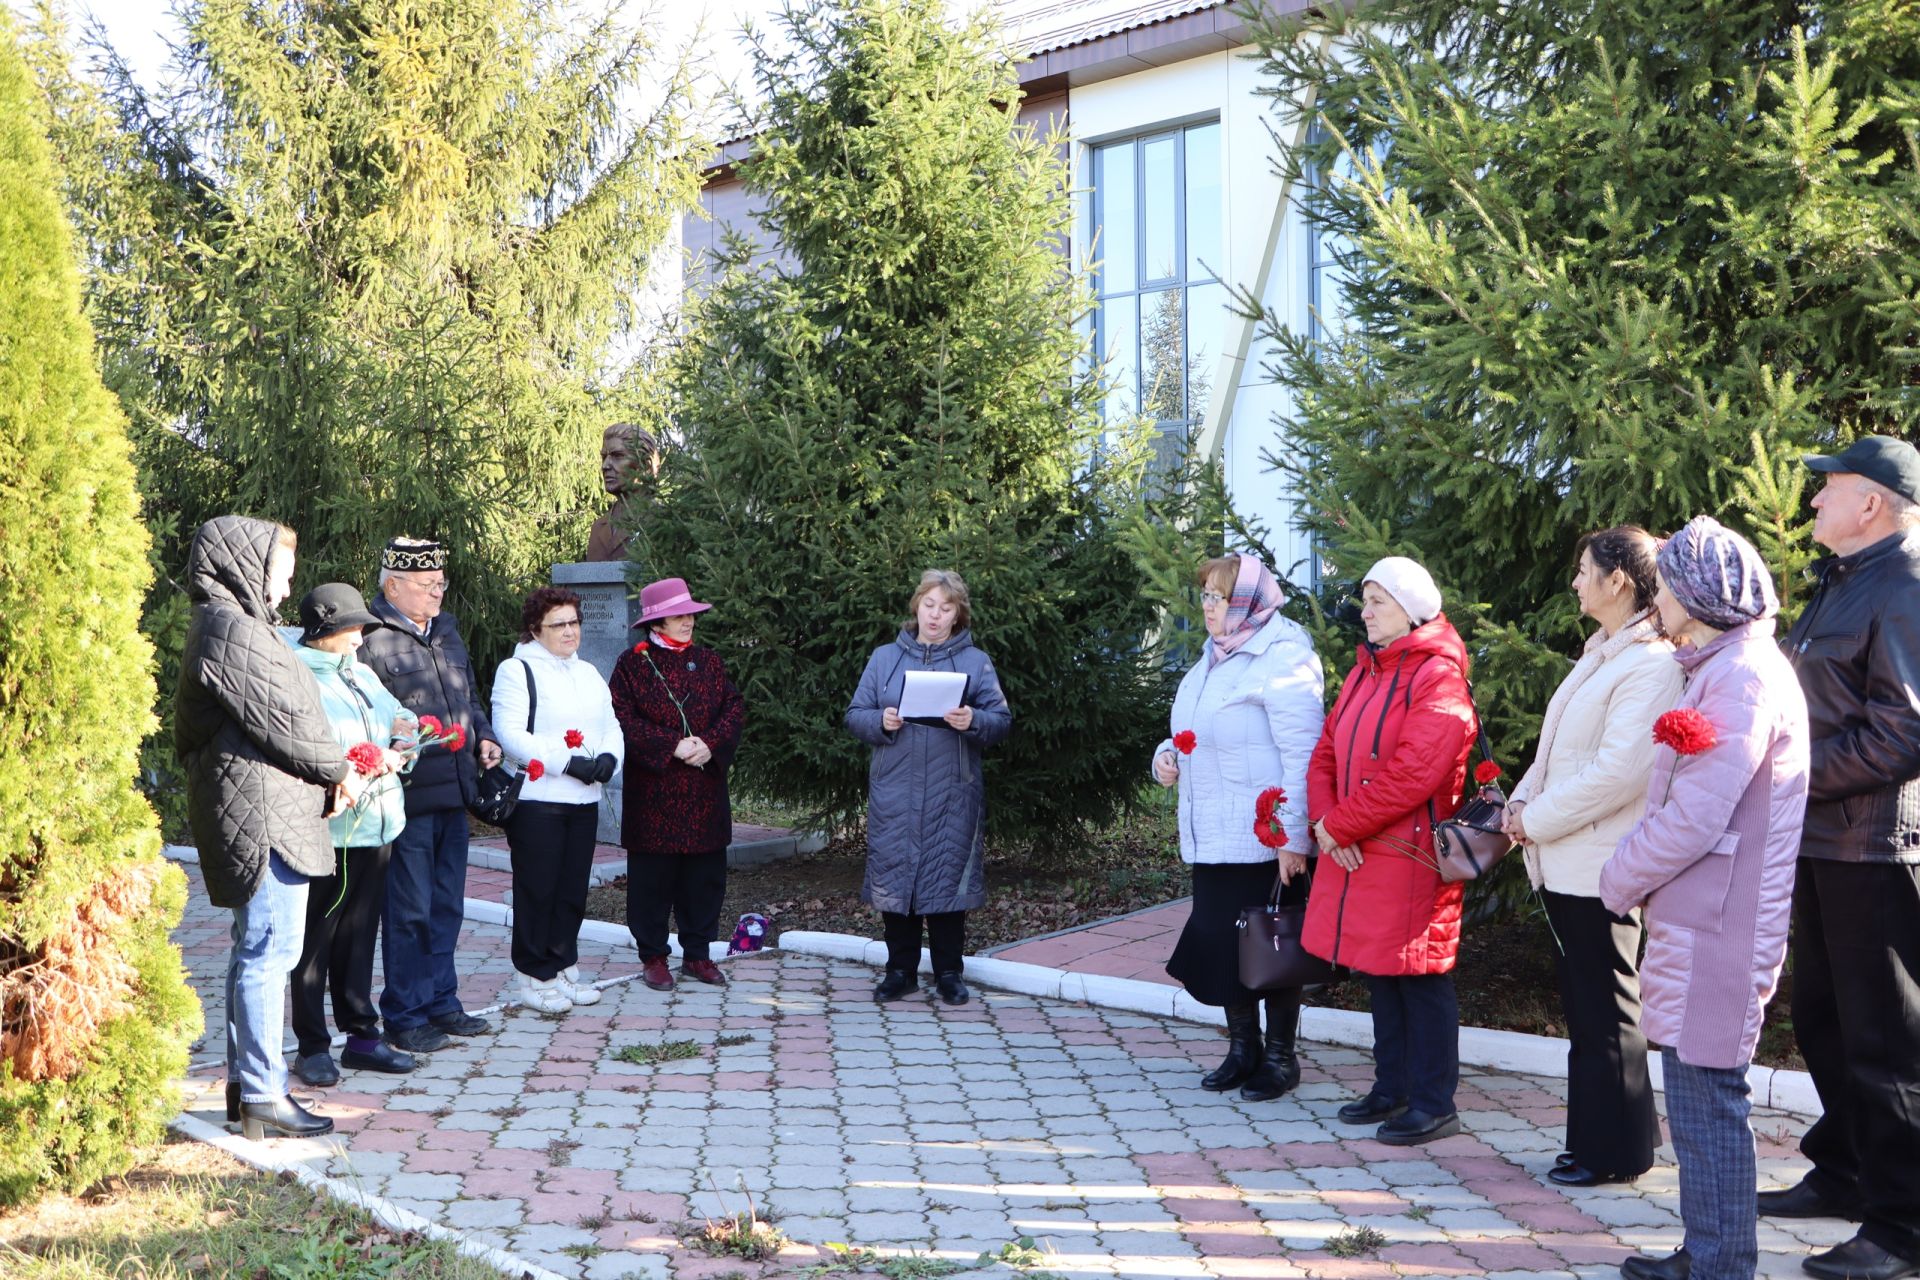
[880,705,974,733]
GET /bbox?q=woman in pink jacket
[1600,516,1809,1280]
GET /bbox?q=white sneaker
[559,965,601,1006]
[519,975,571,1013]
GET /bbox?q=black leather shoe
[1803,1236,1920,1280]
[341,1042,416,1074]
[239,1095,334,1141]
[1548,1162,1631,1187]
[1201,1004,1263,1092]
[935,972,970,1005]
[1759,1180,1860,1221]
[386,1024,451,1054]
[1376,1108,1462,1146]
[225,1080,241,1123]
[1621,1248,1690,1280]
[292,1053,339,1088]
[1337,1090,1408,1125]
[1241,992,1301,1102]
[430,1011,491,1037]
[873,969,919,1002]
[1554,1151,1577,1168]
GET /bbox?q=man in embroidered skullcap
[1763,436,1920,1280]
[358,537,502,1054]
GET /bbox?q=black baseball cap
[1805,435,1920,503]
[298,583,386,643]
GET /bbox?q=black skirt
[1166,860,1310,1007]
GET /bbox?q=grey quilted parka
[845,629,1013,915]
[175,517,349,908]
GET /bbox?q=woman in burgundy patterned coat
[610,578,746,992]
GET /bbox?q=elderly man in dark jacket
[177,516,363,1140]
[358,537,501,1054]
[1769,436,1920,1280]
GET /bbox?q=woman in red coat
[610,578,746,993]
[1303,556,1477,1146]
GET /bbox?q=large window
[1091,121,1225,471]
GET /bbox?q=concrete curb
[775,929,1823,1119]
[170,1109,569,1280]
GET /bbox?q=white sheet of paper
[898,670,967,719]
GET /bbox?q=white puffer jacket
[1510,613,1684,897]
[491,641,624,805]
[1153,612,1324,864]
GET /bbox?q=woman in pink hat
[609,577,746,991]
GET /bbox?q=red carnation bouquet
[1254,786,1305,850]
[1652,706,1717,802]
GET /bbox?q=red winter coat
[1302,616,1477,976]
[610,641,746,855]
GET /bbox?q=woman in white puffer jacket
[1151,553,1323,1102]
[1504,525,1683,1188]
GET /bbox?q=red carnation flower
[633,642,646,654]
[565,728,585,749]
[1474,760,1503,785]
[1254,786,1290,849]
[345,742,384,775]
[418,715,443,737]
[526,759,545,781]
[443,724,468,752]
[1653,708,1717,756]
[1173,730,1197,755]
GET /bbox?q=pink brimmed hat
[633,577,713,627]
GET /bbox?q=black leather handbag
[1237,867,1333,991]
[466,658,534,827]
[1431,683,1515,883]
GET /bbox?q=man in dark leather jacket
[1768,436,1920,1280]
[358,537,502,1055]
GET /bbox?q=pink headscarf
[1208,554,1286,666]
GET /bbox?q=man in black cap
[359,538,502,1054]
[1769,435,1920,1280]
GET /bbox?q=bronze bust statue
[585,422,660,563]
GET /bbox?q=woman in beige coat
[1504,526,1684,1187]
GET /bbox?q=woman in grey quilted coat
[176,516,363,1140]
[845,570,1012,1006]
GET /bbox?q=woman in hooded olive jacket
[175,516,361,1140]
[845,569,1012,1007]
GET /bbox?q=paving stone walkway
[172,861,1835,1280]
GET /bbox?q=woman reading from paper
[845,569,1013,1006]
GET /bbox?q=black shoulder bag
[468,658,534,826]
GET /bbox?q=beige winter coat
[1511,614,1684,897]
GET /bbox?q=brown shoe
[681,958,727,986]
[641,956,674,991]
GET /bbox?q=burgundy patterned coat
[610,640,746,855]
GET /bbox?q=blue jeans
[1367,973,1460,1116]
[1663,1048,1757,1280]
[227,853,310,1103]
[380,808,471,1031]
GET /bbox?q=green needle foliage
[0,17,198,1205]
[1243,0,1920,768]
[650,0,1161,843]
[24,0,698,827]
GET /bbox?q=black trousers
[1793,857,1920,1261]
[883,910,966,975]
[1544,889,1658,1177]
[506,800,599,980]
[291,842,390,1057]
[1367,972,1459,1117]
[627,848,727,960]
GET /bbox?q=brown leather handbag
[1431,683,1515,883]
[1237,867,1334,991]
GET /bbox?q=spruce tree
[651,0,1161,842]
[0,17,199,1205]
[25,0,699,823]
[1244,0,1920,762]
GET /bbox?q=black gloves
[591,753,617,783]
[562,755,598,785]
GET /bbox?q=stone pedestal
[552,560,639,844]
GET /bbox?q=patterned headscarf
[1656,515,1778,629]
[1208,554,1286,666]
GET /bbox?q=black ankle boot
[1241,991,1302,1101]
[1201,1003,1263,1091]
[239,1095,333,1141]
[873,969,919,1002]
[225,1080,240,1123]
